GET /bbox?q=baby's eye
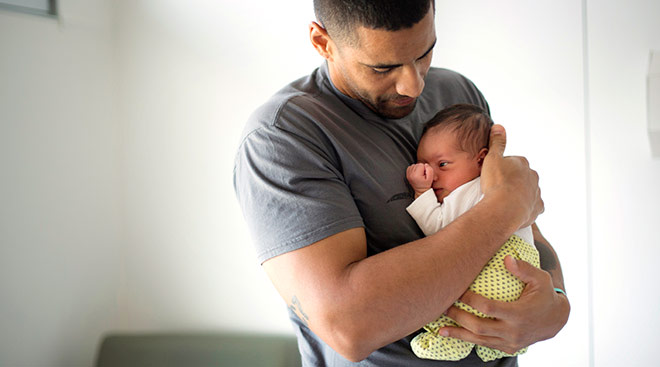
[438,162,448,167]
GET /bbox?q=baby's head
[417,104,493,202]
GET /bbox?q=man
[233,0,570,365]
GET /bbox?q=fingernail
[440,330,449,337]
[509,256,519,271]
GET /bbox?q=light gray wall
[112,0,316,333]
[0,1,121,366]
[587,1,660,365]
[1,0,659,366]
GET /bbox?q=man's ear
[477,147,488,166]
[309,21,336,61]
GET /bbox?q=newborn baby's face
[416,130,483,203]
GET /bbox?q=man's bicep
[262,227,367,328]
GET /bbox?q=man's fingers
[503,255,540,285]
[487,124,507,158]
[439,325,519,354]
[442,304,525,354]
[503,255,520,279]
[453,290,514,320]
[445,304,502,337]
[439,325,494,346]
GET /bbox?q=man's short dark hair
[313,0,434,46]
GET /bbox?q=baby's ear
[477,147,488,165]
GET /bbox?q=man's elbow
[327,331,373,362]
[341,349,372,363]
[318,317,377,362]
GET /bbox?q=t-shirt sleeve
[234,122,364,264]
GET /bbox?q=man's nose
[395,64,425,98]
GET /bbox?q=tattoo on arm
[533,227,566,292]
[535,239,558,271]
[289,295,310,326]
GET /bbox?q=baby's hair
[422,104,493,156]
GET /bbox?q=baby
[406,104,540,362]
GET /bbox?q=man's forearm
[315,193,524,360]
[265,129,542,361]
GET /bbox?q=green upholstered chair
[95,333,301,367]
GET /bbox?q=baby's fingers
[407,163,423,175]
[407,164,420,181]
[422,164,434,182]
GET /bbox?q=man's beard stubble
[355,90,418,119]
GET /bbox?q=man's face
[327,8,436,119]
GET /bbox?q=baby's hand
[406,163,434,197]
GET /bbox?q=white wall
[1,0,659,366]
[0,1,121,366]
[587,1,660,366]
[112,0,316,334]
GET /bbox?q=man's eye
[372,67,392,74]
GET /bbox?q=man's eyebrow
[362,39,437,69]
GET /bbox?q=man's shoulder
[421,67,488,112]
[427,66,465,78]
[242,67,333,138]
[425,67,478,89]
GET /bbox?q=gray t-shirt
[234,63,516,367]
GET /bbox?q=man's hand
[440,256,570,353]
[480,125,544,230]
[406,163,434,198]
